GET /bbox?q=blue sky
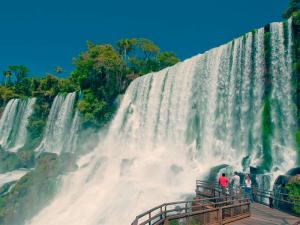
[0,0,289,77]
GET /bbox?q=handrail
[132,197,222,225]
[167,201,251,223]
[196,180,300,200]
[132,197,250,225]
[132,181,250,225]
[196,180,300,214]
[132,180,300,225]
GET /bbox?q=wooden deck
[132,180,300,225]
[228,203,300,225]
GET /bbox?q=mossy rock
[0,150,20,173]
[0,149,36,173]
[17,150,35,168]
[0,152,78,225]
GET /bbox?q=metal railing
[165,200,250,225]
[131,181,250,225]
[131,180,300,225]
[196,180,300,216]
[254,187,300,215]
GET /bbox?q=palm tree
[116,38,137,64]
[8,65,29,83]
[3,70,12,86]
[54,66,64,74]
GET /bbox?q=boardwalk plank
[228,203,300,225]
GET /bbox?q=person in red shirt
[218,173,229,195]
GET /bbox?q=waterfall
[0,98,36,151]
[186,29,266,169]
[270,19,297,172]
[64,110,81,153]
[250,28,265,166]
[35,92,78,154]
[0,99,19,148]
[11,98,37,151]
[27,21,297,225]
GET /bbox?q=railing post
[160,206,163,220]
[269,193,273,208]
[218,207,222,225]
[164,219,169,225]
[164,205,167,218]
[132,219,138,225]
[249,201,251,216]
[148,212,151,225]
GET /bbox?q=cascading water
[0,99,19,148]
[270,19,296,173]
[64,110,80,153]
[0,98,36,151]
[0,170,29,188]
[27,21,297,225]
[11,98,37,151]
[186,29,266,170]
[35,92,78,154]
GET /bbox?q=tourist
[219,173,229,195]
[245,174,254,203]
[231,172,240,195]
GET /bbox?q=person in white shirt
[231,172,240,194]
[245,174,253,203]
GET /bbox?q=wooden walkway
[228,203,300,225]
[131,180,300,225]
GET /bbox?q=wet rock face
[289,174,300,183]
[206,164,232,182]
[286,167,300,176]
[0,108,3,119]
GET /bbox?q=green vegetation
[170,220,180,225]
[0,38,179,161]
[287,180,300,214]
[72,38,179,127]
[283,0,300,19]
[1,38,179,129]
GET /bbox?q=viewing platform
[131,180,300,225]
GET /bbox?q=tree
[3,71,12,86]
[72,43,126,126]
[0,86,19,106]
[127,42,180,75]
[8,65,30,84]
[38,74,61,97]
[73,43,125,96]
[14,78,34,96]
[54,66,64,74]
[283,0,300,18]
[137,38,160,59]
[157,52,180,70]
[116,38,137,63]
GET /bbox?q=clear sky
[0,0,290,77]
